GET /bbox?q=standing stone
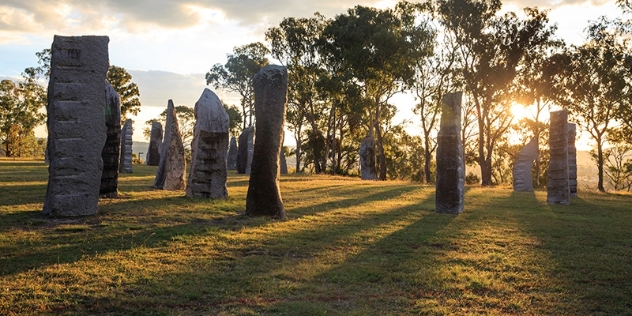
[568,123,577,197]
[43,35,109,216]
[227,136,238,170]
[435,92,464,214]
[186,88,229,199]
[360,135,377,180]
[547,110,570,204]
[146,122,163,166]
[119,119,133,173]
[100,82,121,198]
[513,136,539,192]
[153,100,186,190]
[246,65,287,219]
[280,150,288,175]
[236,126,254,174]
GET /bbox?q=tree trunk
[423,135,433,184]
[375,122,387,181]
[294,134,302,173]
[597,140,605,192]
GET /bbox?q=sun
[511,102,533,121]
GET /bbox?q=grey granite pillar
[360,135,377,180]
[43,35,109,216]
[547,110,570,204]
[227,136,238,170]
[153,100,186,190]
[568,123,577,197]
[119,119,133,173]
[246,65,287,219]
[146,122,162,166]
[435,91,464,214]
[100,82,121,198]
[236,126,254,174]
[513,136,539,192]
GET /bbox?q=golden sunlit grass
[1,161,631,315]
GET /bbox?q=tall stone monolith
[43,35,109,216]
[100,82,121,198]
[246,65,287,219]
[435,91,464,214]
[547,110,570,204]
[513,136,539,192]
[280,151,288,175]
[153,100,186,190]
[186,88,229,199]
[119,119,133,173]
[360,135,377,180]
[146,122,162,166]
[236,126,254,174]
[568,123,578,197]
[227,136,238,170]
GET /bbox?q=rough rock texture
[547,110,570,204]
[227,136,238,170]
[246,65,287,219]
[153,100,186,190]
[119,119,133,173]
[186,88,229,199]
[435,92,464,214]
[568,123,578,197]
[146,122,162,166]
[100,82,121,198]
[236,126,254,174]
[513,136,539,192]
[43,35,109,216]
[280,151,288,175]
[360,135,377,180]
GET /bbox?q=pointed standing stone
[227,136,238,170]
[246,65,287,219]
[513,136,539,192]
[43,35,109,216]
[547,110,570,204]
[186,88,230,199]
[236,126,254,174]
[153,100,186,190]
[360,135,377,180]
[119,119,133,173]
[100,82,121,198]
[146,122,163,166]
[280,150,288,175]
[568,123,578,197]
[435,92,464,214]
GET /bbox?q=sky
[0,0,623,149]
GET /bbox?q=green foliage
[206,42,269,129]
[106,65,142,121]
[222,102,243,137]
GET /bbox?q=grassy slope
[0,161,631,315]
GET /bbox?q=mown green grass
[0,161,631,315]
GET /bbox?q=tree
[206,43,270,130]
[319,2,434,180]
[266,14,329,173]
[223,102,243,138]
[0,63,46,157]
[603,130,632,191]
[438,0,556,185]
[106,65,141,122]
[550,17,632,192]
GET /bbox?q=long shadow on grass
[497,191,632,314]
[0,183,47,206]
[51,189,440,314]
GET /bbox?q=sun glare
[511,102,531,121]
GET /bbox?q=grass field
[1,161,631,315]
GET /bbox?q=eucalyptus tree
[266,14,328,173]
[549,17,632,192]
[319,2,434,180]
[106,65,142,122]
[206,42,269,130]
[437,0,556,186]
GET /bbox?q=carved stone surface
[186,88,229,199]
[146,122,162,166]
[236,126,254,174]
[547,110,570,204]
[513,136,539,192]
[227,136,238,170]
[280,151,288,175]
[360,135,377,180]
[153,100,186,190]
[435,92,464,214]
[43,35,109,216]
[568,123,577,197]
[119,119,133,173]
[246,65,287,219]
[100,82,121,198]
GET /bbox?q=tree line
[207,0,632,191]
